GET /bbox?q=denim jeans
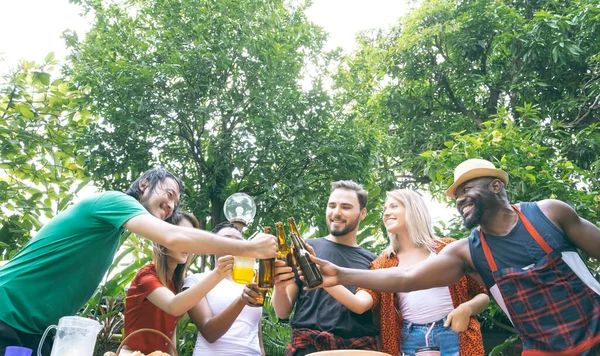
[400,317,459,356]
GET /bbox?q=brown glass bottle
[276,222,294,267]
[257,226,275,288]
[288,217,308,250]
[290,232,322,288]
[252,271,269,306]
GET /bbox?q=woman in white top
[183,221,265,356]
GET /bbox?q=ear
[139,179,149,193]
[359,207,367,221]
[488,179,503,194]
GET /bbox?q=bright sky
[0,0,456,223]
[0,0,416,69]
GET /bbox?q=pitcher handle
[37,324,56,356]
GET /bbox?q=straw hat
[446,158,508,198]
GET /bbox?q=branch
[439,74,483,126]
[481,310,517,334]
[571,92,600,128]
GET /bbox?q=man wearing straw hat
[310,158,600,355]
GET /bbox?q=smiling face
[455,177,495,229]
[382,197,407,235]
[326,188,366,237]
[139,177,181,220]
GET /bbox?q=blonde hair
[153,211,199,292]
[384,189,440,255]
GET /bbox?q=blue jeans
[400,317,459,356]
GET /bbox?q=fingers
[242,284,263,307]
[304,243,316,256]
[308,253,325,266]
[444,314,451,328]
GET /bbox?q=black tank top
[468,202,577,290]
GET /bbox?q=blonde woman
[118,211,233,355]
[325,190,488,356]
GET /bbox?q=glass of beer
[232,256,255,284]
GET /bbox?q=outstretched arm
[539,199,600,260]
[314,239,471,293]
[147,256,233,316]
[123,214,277,259]
[324,286,374,314]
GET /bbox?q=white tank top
[397,253,455,324]
[183,273,262,356]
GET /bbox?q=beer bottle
[276,222,294,267]
[290,231,322,288]
[257,226,275,288]
[252,271,268,306]
[288,217,308,250]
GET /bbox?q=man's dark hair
[126,167,185,211]
[331,180,368,210]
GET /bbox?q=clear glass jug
[37,316,103,356]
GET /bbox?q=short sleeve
[131,266,165,298]
[90,192,149,229]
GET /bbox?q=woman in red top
[325,189,488,356]
[117,211,234,355]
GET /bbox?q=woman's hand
[444,304,471,332]
[216,255,234,278]
[241,283,264,307]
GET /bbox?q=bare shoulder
[537,199,579,230]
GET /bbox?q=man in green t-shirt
[0,167,277,355]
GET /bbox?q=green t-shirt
[0,191,148,334]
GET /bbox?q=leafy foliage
[65,0,374,234]
[0,55,91,260]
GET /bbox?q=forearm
[124,215,260,257]
[169,271,223,316]
[324,286,371,314]
[199,297,246,343]
[459,293,489,316]
[168,228,255,256]
[337,265,460,293]
[272,286,295,319]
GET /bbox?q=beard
[327,216,361,237]
[462,197,485,230]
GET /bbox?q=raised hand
[273,259,296,290]
[306,254,340,288]
[216,255,234,278]
[249,232,278,259]
[242,283,264,307]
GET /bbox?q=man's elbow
[273,305,292,319]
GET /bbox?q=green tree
[333,0,600,187]
[0,55,91,260]
[65,0,374,237]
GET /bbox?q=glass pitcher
[37,316,103,356]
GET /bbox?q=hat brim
[446,168,508,198]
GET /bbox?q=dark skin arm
[312,239,482,292]
[538,199,600,259]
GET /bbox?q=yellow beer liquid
[232,266,255,284]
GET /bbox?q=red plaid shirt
[286,328,378,355]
